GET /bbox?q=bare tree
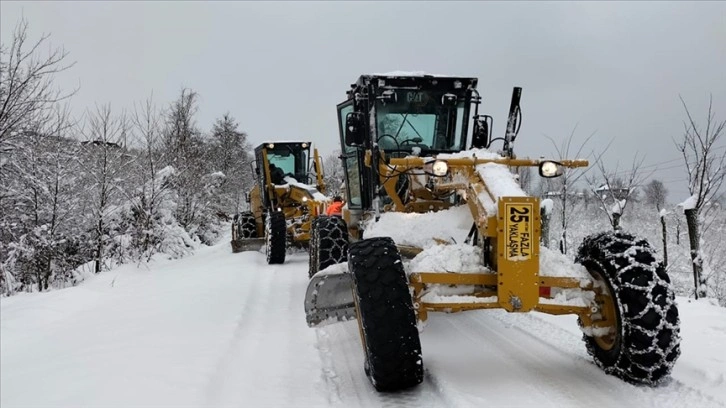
[644,179,668,211]
[675,94,726,299]
[587,154,647,230]
[0,17,76,158]
[545,126,603,254]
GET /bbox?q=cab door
[337,101,366,209]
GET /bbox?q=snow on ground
[2,233,726,408]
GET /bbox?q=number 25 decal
[509,206,530,223]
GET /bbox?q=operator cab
[255,141,311,186]
[336,73,480,210]
[254,141,314,210]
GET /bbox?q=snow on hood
[476,163,527,215]
[436,148,527,216]
[436,148,501,160]
[363,205,474,248]
[281,176,329,202]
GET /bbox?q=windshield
[376,89,467,153]
[266,145,309,184]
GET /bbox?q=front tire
[576,231,681,385]
[349,237,423,392]
[265,211,286,264]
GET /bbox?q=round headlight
[432,160,449,176]
[302,196,308,202]
[302,143,308,148]
[540,161,559,177]
[267,143,275,149]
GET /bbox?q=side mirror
[245,192,251,203]
[471,115,491,149]
[345,112,365,146]
[539,161,564,178]
[254,166,260,175]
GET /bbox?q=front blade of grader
[304,268,356,327]
[230,238,265,253]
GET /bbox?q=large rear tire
[576,231,681,385]
[265,211,286,264]
[349,237,423,392]
[309,216,349,278]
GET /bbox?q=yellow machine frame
[352,154,615,333]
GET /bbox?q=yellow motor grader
[231,141,340,265]
[304,73,681,391]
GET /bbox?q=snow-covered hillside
[2,232,725,408]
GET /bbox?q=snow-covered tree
[587,154,646,230]
[161,88,225,244]
[208,113,254,214]
[322,150,344,197]
[79,104,132,273]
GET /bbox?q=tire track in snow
[316,319,453,407]
[201,254,274,407]
[313,328,344,405]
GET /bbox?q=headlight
[302,196,308,202]
[267,143,275,149]
[301,143,308,148]
[539,161,563,178]
[432,160,449,176]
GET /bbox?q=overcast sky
[2,1,725,201]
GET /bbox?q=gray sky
[2,1,725,201]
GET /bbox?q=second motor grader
[231,141,340,264]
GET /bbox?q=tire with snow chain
[308,216,349,278]
[576,230,680,385]
[308,217,321,278]
[265,211,286,264]
[237,212,257,239]
[349,237,423,392]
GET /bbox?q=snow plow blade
[304,270,356,327]
[231,238,265,253]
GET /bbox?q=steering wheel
[376,133,400,150]
[400,137,429,150]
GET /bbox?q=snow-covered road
[2,238,725,407]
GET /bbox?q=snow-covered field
[2,234,725,408]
